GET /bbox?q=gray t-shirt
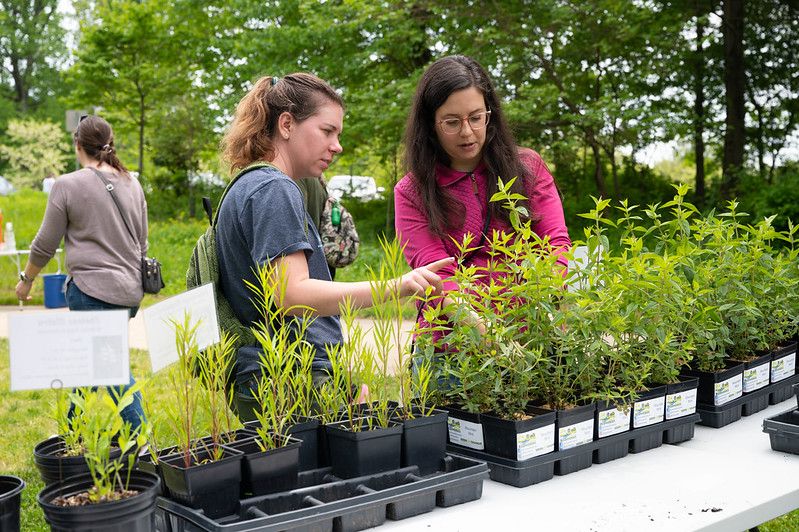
[216,166,342,381]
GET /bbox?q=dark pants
[65,280,146,430]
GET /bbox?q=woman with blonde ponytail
[216,74,453,398]
[16,114,148,429]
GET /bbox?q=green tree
[0,118,69,188]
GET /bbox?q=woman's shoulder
[394,172,419,197]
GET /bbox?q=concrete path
[0,305,415,374]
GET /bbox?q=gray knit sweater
[29,167,148,307]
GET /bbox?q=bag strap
[208,162,276,228]
[90,168,143,257]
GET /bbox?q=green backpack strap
[211,162,277,227]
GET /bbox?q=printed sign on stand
[9,310,130,390]
[143,283,219,373]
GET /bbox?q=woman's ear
[277,111,294,140]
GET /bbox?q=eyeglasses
[436,110,491,135]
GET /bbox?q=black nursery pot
[245,416,322,471]
[136,445,181,497]
[223,435,301,496]
[160,446,243,519]
[481,407,556,461]
[392,406,449,474]
[325,417,402,479]
[556,403,596,451]
[37,470,159,532]
[0,475,25,532]
[34,436,127,487]
[740,352,773,393]
[682,361,744,406]
[632,385,666,429]
[595,400,632,439]
[665,376,699,420]
[770,341,797,384]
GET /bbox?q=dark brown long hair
[74,115,129,175]
[403,55,529,236]
[222,73,344,172]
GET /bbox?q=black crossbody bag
[91,168,164,294]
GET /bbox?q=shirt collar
[436,161,487,187]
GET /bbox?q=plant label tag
[633,396,665,428]
[743,363,770,392]
[9,310,130,390]
[517,423,555,460]
[714,374,743,405]
[597,406,631,438]
[143,284,220,373]
[666,388,697,419]
[558,418,594,450]
[771,352,796,383]
[447,417,484,450]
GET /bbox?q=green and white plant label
[714,374,743,405]
[597,406,631,438]
[516,423,555,460]
[447,417,484,450]
[743,363,770,392]
[665,388,697,420]
[633,395,666,428]
[558,419,594,450]
[771,351,796,383]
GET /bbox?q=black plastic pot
[33,435,127,487]
[739,352,773,393]
[0,475,24,532]
[245,416,322,471]
[795,383,799,408]
[136,445,180,497]
[223,435,300,496]
[160,446,243,518]
[555,402,595,475]
[770,341,797,384]
[37,470,159,532]
[594,400,631,464]
[630,386,667,453]
[480,406,556,461]
[763,408,799,454]
[682,361,744,407]
[440,404,484,451]
[325,417,403,478]
[395,407,449,474]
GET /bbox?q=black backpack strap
[211,162,276,228]
[90,168,143,257]
[202,197,213,225]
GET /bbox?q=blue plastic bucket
[42,274,67,308]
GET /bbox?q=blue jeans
[65,280,146,430]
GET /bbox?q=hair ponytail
[222,73,344,172]
[74,115,129,176]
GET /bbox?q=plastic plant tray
[763,408,799,455]
[446,414,701,488]
[697,373,799,428]
[156,454,488,532]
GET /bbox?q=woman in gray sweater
[15,114,147,429]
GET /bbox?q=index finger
[422,257,455,273]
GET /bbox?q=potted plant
[0,476,24,531]
[158,315,243,519]
[37,388,159,531]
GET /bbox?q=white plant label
[9,310,130,390]
[447,417,484,450]
[633,396,665,428]
[666,388,697,420]
[597,406,631,438]
[743,363,770,392]
[517,423,555,460]
[714,374,743,405]
[558,418,594,450]
[143,283,220,373]
[771,352,796,383]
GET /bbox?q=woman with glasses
[395,55,571,335]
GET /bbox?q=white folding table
[381,399,799,532]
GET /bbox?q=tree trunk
[138,91,145,183]
[693,4,707,207]
[721,0,746,200]
[589,139,607,198]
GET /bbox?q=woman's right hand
[15,280,33,302]
[398,257,454,298]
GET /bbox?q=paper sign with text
[9,310,130,390]
[143,283,219,373]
